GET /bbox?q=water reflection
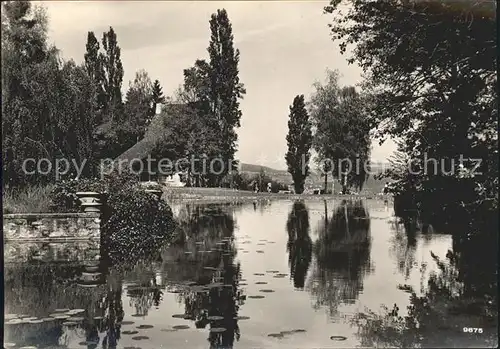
[350,204,498,348]
[4,200,496,348]
[307,200,372,317]
[286,201,313,289]
[159,204,245,348]
[388,218,417,281]
[4,251,111,348]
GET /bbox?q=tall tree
[285,95,313,194]
[2,1,100,184]
[124,69,153,141]
[84,31,104,123]
[309,70,371,194]
[323,0,497,214]
[207,9,246,181]
[150,79,165,116]
[99,26,124,121]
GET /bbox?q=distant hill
[239,163,285,175]
[239,162,390,194]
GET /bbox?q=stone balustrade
[3,213,101,243]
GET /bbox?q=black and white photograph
[2,0,498,348]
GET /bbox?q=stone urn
[76,192,102,213]
[145,189,163,199]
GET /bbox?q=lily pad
[256,250,265,253]
[234,316,250,320]
[120,321,135,325]
[207,315,224,321]
[28,319,44,324]
[291,329,307,333]
[54,308,70,312]
[132,336,149,340]
[78,340,99,346]
[330,335,347,341]
[68,309,85,314]
[160,328,178,332]
[253,273,265,276]
[259,289,275,293]
[255,281,268,285]
[268,333,284,339]
[137,324,154,329]
[266,270,280,273]
[68,316,84,322]
[6,319,25,324]
[248,295,265,299]
[63,321,78,326]
[172,325,190,330]
[51,314,70,319]
[172,314,188,319]
[273,274,287,278]
[122,330,139,335]
[42,317,55,322]
[210,327,227,333]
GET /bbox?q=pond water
[4,199,497,348]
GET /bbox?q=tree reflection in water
[286,201,313,289]
[307,200,372,318]
[165,204,245,348]
[350,208,498,348]
[388,216,417,281]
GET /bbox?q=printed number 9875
[463,327,483,334]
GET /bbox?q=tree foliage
[309,70,371,193]
[285,95,313,194]
[99,26,124,121]
[2,1,99,185]
[207,9,246,180]
[124,69,154,140]
[324,0,497,215]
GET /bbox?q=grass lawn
[163,186,392,204]
[3,184,54,214]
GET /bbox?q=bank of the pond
[164,186,392,204]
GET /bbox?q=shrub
[49,172,177,265]
[102,186,176,265]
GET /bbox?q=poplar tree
[285,95,313,194]
[207,9,246,181]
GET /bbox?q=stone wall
[3,213,100,242]
[4,241,101,263]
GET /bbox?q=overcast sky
[42,1,396,169]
